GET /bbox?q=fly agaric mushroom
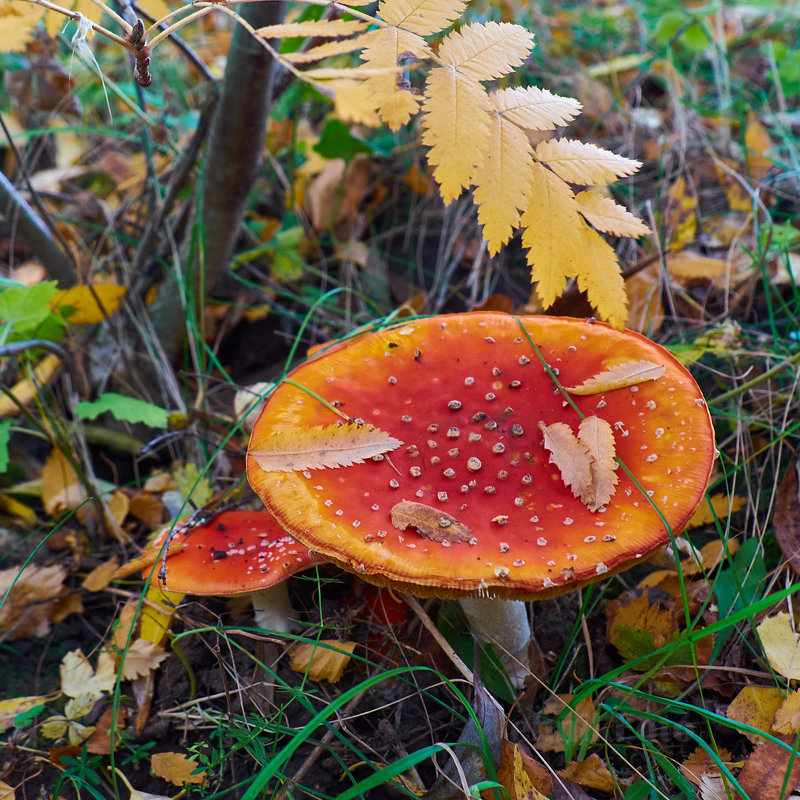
[146,509,319,633]
[246,313,715,686]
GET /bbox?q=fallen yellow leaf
[290,640,357,683]
[150,752,206,786]
[758,613,800,680]
[726,685,785,744]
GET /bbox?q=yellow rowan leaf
[758,613,800,681]
[360,27,427,130]
[726,686,785,744]
[521,162,583,306]
[437,21,534,81]
[539,421,592,499]
[0,0,43,52]
[473,108,533,254]
[257,19,368,38]
[666,253,729,279]
[686,493,746,529]
[422,67,490,202]
[289,639,357,683]
[150,752,206,786]
[573,220,629,328]
[575,190,651,237]
[248,422,402,471]
[535,138,641,186]
[492,86,582,131]
[379,0,467,36]
[327,79,382,126]
[772,689,800,736]
[119,638,168,681]
[577,416,618,511]
[565,360,666,395]
[50,284,126,325]
[285,38,369,64]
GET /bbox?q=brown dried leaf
[41,449,86,517]
[539,421,592,499]
[82,557,119,592]
[390,500,473,544]
[128,492,166,528]
[85,706,127,754]
[737,740,800,800]
[119,639,168,681]
[680,745,733,786]
[564,360,665,394]
[0,564,68,641]
[663,175,697,248]
[536,694,598,752]
[772,689,800,736]
[558,753,616,793]
[775,458,800,577]
[496,739,552,799]
[289,640,357,683]
[150,752,206,787]
[726,686,785,744]
[577,416,618,511]
[249,422,402,471]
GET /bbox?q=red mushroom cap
[246,313,715,599]
[147,510,318,596]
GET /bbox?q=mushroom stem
[457,597,531,690]
[250,584,299,634]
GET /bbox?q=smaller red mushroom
[145,510,320,633]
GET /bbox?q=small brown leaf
[539,421,592,499]
[289,640,357,683]
[390,500,473,544]
[0,564,68,641]
[564,360,665,394]
[249,422,402,471]
[737,740,800,800]
[577,416,618,511]
[150,752,206,786]
[680,745,733,786]
[558,753,616,793]
[536,694,598,752]
[774,458,800,577]
[82,557,119,592]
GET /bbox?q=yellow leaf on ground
[82,557,120,592]
[535,138,641,186]
[41,449,86,517]
[559,753,616,793]
[577,416,618,511]
[150,752,206,786]
[607,592,676,654]
[0,354,61,417]
[473,108,533,254]
[575,190,651,237]
[492,86,581,131]
[686,494,746,529]
[437,22,533,80]
[745,114,773,181]
[50,284,126,325]
[625,266,664,334]
[663,176,697,248]
[422,67,490,202]
[758,613,800,680]
[0,695,47,731]
[0,564,68,641]
[539,421,592,499]
[509,744,549,799]
[666,253,730,280]
[0,778,14,800]
[537,693,598,752]
[565,360,666,395]
[248,422,402,471]
[495,740,552,799]
[139,584,184,647]
[290,640,357,683]
[119,639,168,681]
[772,689,800,736]
[60,649,117,701]
[726,685,785,743]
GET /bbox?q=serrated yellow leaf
[575,190,651,237]
[574,221,629,328]
[257,19,368,38]
[565,360,666,395]
[521,162,583,306]
[359,27,428,130]
[535,138,641,186]
[473,110,532,254]
[285,38,368,65]
[539,421,592,499]
[772,689,800,736]
[422,67,490,202]
[248,422,402,471]
[758,613,800,681]
[0,0,43,52]
[577,416,618,511]
[326,79,382,126]
[120,638,168,681]
[491,86,582,131]
[437,21,533,80]
[150,752,206,787]
[686,493,746,529]
[379,0,467,36]
[50,284,126,325]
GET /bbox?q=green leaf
[0,419,11,472]
[74,393,169,428]
[174,463,213,509]
[0,281,58,335]
[313,119,373,161]
[14,704,44,729]
[624,782,655,800]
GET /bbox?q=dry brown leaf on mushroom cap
[247,313,715,599]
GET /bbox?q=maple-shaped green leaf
[0,281,58,335]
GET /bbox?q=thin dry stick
[401,594,474,683]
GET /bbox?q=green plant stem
[713,349,800,405]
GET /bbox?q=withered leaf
[774,457,800,578]
[558,753,616,793]
[577,416,618,511]
[539,421,592,499]
[289,640,357,683]
[150,752,206,787]
[737,740,800,800]
[726,685,785,744]
[758,613,800,681]
[390,500,473,544]
[249,422,402,471]
[772,689,800,736]
[564,360,666,395]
